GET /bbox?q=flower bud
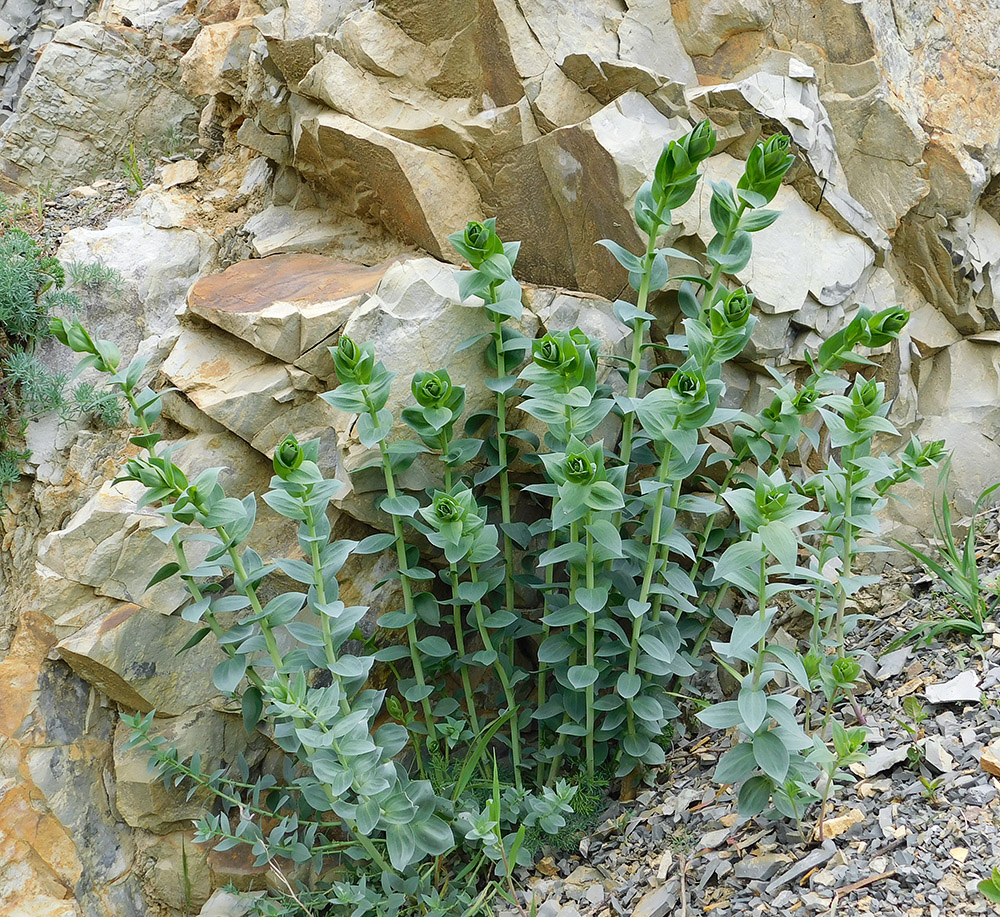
[792,387,819,415]
[564,450,597,485]
[532,331,581,377]
[711,288,753,339]
[918,439,947,467]
[668,368,707,403]
[738,134,795,204]
[832,657,861,687]
[849,378,882,420]
[433,492,467,525]
[412,370,452,408]
[683,119,717,165]
[867,306,909,347]
[273,435,304,478]
[461,220,503,268]
[333,335,373,385]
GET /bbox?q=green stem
[490,308,516,625]
[751,555,768,691]
[449,566,481,736]
[701,201,749,314]
[618,200,668,475]
[364,396,437,746]
[469,563,522,790]
[584,524,596,780]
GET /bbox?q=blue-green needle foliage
[0,231,123,504]
[53,121,946,913]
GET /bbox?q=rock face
[6,0,1000,914]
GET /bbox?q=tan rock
[982,741,1000,778]
[186,252,399,374]
[161,323,339,463]
[37,480,195,615]
[161,159,199,189]
[292,104,484,261]
[815,807,865,840]
[56,603,227,716]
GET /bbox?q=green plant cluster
[54,122,947,915]
[0,229,123,503]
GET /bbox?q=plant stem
[365,397,437,747]
[625,452,672,714]
[468,563,523,789]
[751,555,768,691]
[701,201,748,314]
[584,523,596,780]
[490,308,517,625]
[449,565,481,736]
[618,200,667,474]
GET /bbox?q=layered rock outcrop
[4,0,1000,914]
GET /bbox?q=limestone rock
[161,323,338,462]
[161,158,199,189]
[292,103,484,261]
[925,671,982,705]
[243,204,346,257]
[56,603,228,716]
[52,211,216,369]
[142,830,212,911]
[37,480,194,615]
[114,706,249,832]
[186,252,398,375]
[0,21,197,187]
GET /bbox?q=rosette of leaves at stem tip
[538,437,625,528]
[321,335,397,451]
[415,486,499,565]
[518,328,614,446]
[447,218,523,321]
[401,368,465,446]
[718,468,821,577]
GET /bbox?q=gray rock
[925,670,982,705]
[630,881,679,917]
[876,647,911,680]
[864,744,911,777]
[922,738,958,774]
[734,853,791,881]
[965,784,998,806]
[764,842,836,895]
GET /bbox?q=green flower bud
[759,487,789,520]
[333,335,373,385]
[461,220,503,268]
[532,331,581,377]
[918,439,947,467]
[792,387,819,414]
[867,306,909,347]
[850,378,882,420]
[683,119,717,165]
[386,695,405,721]
[412,370,452,408]
[564,450,597,485]
[433,492,467,525]
[273,435,304,478]
[738,133,795,204]
[722,288,753,327]
[832,657,861,687]
[668,368,707,403]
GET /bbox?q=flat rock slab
[187,253,400,371]
[925,671,981,705]
[56,602,227,716]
